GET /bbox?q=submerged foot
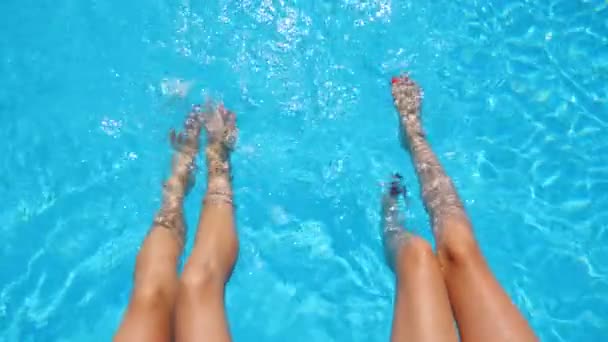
[382,173,407,229]
[203,102,238,151]
[202,101,238,181]
[165,106,207,194]
[169,105,206,157]
[391,74,423,132]
[382,173,410,265]
[154,107,207,245]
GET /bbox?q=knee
[131,282,176,309]
[179,261,227,297]
[395,236,436,272]
[436,220,482,268]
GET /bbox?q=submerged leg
[391,75,537,342]
[382,177,458,342]
[115,109,205,342]
[175,103,238,342]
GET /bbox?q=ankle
[207,175,231,191]
[205,142,229,159]
[205,144,231,177]
[206,160,231,181]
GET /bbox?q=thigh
[115,295,174,342]
[391,235,458,342]
[175,273,232,342]
[114,228,181,342]
[438,225,537,342]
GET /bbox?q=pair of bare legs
[115,75,537,342]
[114,103,238,342]
[385,75,537,341]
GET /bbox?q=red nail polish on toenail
[391,77,400,85]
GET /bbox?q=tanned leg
[175,103,239,342]
[382,175,458,342]
[115,109,205,342]
[391,75,537,342]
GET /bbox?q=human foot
[169,106,206,157]
[201,102,238,180]
[154,108,206,243]
[391,74,423,133]
[202,102,237,149]
[382,173,407,222]
[381,173,410,267]
[162,108,206,199]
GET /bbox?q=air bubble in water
[270,205,290,225]
[160,78,193,98]
[101,117,122,137]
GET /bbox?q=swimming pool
[1,0,607,340]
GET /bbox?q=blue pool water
[1,0,607,341]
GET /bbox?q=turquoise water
[1,0,607,341]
